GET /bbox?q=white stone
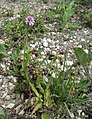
[84,49,88,54]
[32,54,35,58]
[6,103,15,109]
[57,64,61,68]
[84,30,88,34]
[81,38,85,42]
[35,42,39,46]
[43,41,48,47]
[15,104,22,113]
[5,95,11,100]
[19,110,25,115]
[2,105,6,108]
[30,44,35,48]
[63,42,67,45]
[21,50,24,54]
[56,45,60,49]
[77,110,82,116]
[9,82,14,87]
[82,112,85,116]
[66,61,73,66]
[76,117,81,119]
[2,93,7,98]
[40,46,43,48]
[52,73,55,78]
[50,45,55,48]
[28,34,30,36]
[56,59,59,63]
[41,52,45,55]
[74,36,76,39]
[51,32,56,35]
[16,14,20,18]
[38,59,43,62]
[70,40,73,43]
[46,48,50,52]
[52,51,56,55]
[47,60,51,63]
[42,56,46,59]
[43,37,47,42]
[47,38,51,43]
[77,45,82,48]
[70,113,74,118]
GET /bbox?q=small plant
[46,11,55,22]
[74,46,92,86]
[69,22,78,30]
[60,1,75,30]
[5,5,46,47]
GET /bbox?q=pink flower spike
[25,16,35,26]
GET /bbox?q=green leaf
[37,84,44,94]
[12,48,20,63]
[76,80,89,88]
[42,113,50,119]
[0,107,5,119]
[0,44,8,57]
[74,47,88,65]
[29,82,40,98]
[32,102,42,114]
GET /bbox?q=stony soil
[0,0,92,119]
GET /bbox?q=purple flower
[25,16,35,26]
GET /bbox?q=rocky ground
[0,0,92,119]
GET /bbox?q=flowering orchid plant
[25,16,35,26]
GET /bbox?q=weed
[69,22,78,30]
[60,1,75,30]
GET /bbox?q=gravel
[0,0,92,118]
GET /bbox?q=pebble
[47,38,51,43]
[66,61,73,66]
[77,110,82,116]
[2,93,7,98]
[84,49,88,54]
[52,73,55,78]
[15,104,22,113]
[5,95,11,100]
[81,38,85,42]
[43,41,48,47]
[52,51,56,55]
[77,45,82,48]
[19,109,25,115]
[6,103,15,109]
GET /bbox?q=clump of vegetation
[0,0,92,118]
